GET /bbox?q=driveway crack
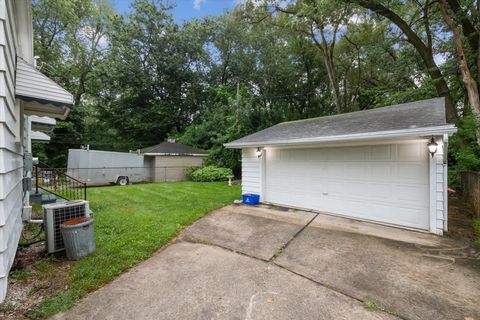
[269,211,319,262]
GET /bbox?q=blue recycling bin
[242,193,260,205]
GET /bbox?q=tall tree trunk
[273,4,344,114]
[351,0,458,124]
[440,0,480,144]
[310,24,343,114]
[324,52,343,114]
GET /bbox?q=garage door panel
[369,183,393,199]
[344,163,369,180]
[395,185,429,204]
[370,145,392,160]
[326,163,345,178]
[326,180,344,195]
[265,143,430,230]
[394,206,429,228]
[397,163,427,181]
[368,203,394,220]
[371,163,392,180]
[345,181,367,197]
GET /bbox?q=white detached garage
[225,98,457,235]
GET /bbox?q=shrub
[184,166,200,179]
[191,166,233,182]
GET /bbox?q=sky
[109,0,238,23]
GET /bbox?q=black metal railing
[34,161,87,201]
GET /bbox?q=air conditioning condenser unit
[43,200,90,253]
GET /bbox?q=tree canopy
[32,0,480,185]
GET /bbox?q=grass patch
[474,218,480,244]
[363,299,397,316]
[28,283,50,297]
[29,181,240,319]
[363,300,382,310]
[272,250,283,258]
[0,302,15,313]
[9,270,32,283]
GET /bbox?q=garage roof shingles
[141,141,208,155]
[226,98,448,146]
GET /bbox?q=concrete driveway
[54,205,480,320]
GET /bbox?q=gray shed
[141,140,208,182]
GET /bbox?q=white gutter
[224,125,457,148]
[143,153,208,156]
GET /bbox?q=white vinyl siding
[0,0,24,301]
[262,142,433,231]
[241,148,262,197]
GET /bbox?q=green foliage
[448,115,480,189]
[31,0,480,176]
[9,270,32,283]
[91,1,213,151]
[32,0,114,166]
[190,166,233,182]
[474,218,480,245]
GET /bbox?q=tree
[269,0,352,113]
[439,0,480,143]
[348,0,459,123]
[32,0,113,165]
[93,0,212,150]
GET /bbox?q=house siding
[241,148,262,197]
[0,0,24,301]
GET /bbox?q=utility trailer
[67,149,146,186]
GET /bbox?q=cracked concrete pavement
[53,204,480,320]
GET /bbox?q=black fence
[34,162,87,201]
[58,166,196,186]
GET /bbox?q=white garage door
[265,143,430,230]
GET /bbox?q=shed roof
[140,141,208,156]
[225,98,456,148]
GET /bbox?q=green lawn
[30,182,241,318]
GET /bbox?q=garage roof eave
[143,153,209,157]
[224,125,457,149]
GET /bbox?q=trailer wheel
[117,176,129,186]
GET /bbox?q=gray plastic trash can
[60,217,95,260]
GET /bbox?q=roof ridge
[277,97,444,126]
[140,141,208,154]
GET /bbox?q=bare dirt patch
[0,234,72,319]
[447,194,478,243]
[0,205,73,319]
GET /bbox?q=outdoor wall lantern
[427,137,438,158]
[256,147,263,158]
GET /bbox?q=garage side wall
[241,149,262,198]
[154,156,206,182]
